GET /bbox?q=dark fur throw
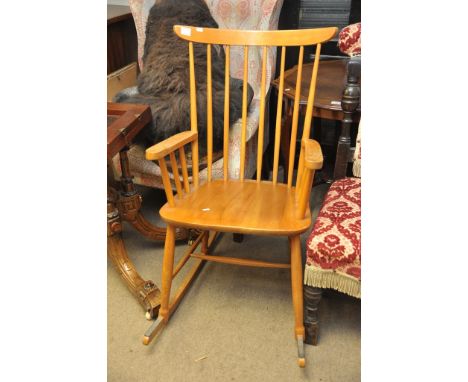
[114,0,254,156]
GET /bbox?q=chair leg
[304,285,322,345]
[290,235,306,368]
[143,224,176,345]
[160,224,176,322]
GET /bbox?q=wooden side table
[107,102,161,320]
[107,102,189,320]
[272,59,361,181]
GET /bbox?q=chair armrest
[302,139,323,170]
[145,131,198,161]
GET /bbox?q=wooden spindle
[256,46,268,182]
[297,169,314,218]
[158,158,174,207]
[223,45,230,181]
[296,43,321,188]
[287,46,304,188]
[272,46,286,184]
[169,152,183,197]
[239,45,249,181]
[189,41,199,187]
[207,44,213,182]
[178,147,190,193]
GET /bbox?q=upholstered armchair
[303,23,361,346]
[112,0,284,191]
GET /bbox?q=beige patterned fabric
[128,0,154,71]
[118,0,284,186]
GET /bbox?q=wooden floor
[160,179,312,235]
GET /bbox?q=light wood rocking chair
[143,25,337,368]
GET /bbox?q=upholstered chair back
[130,0,283,99]
[123,0,284,182]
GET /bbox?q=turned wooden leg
[159,224,176,322]
[118,149,188,241]
[290,235,306,368]
[142,224,176,345]
[304,285,322,345]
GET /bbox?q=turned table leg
[117,149,189,241]
[304,285,322,345]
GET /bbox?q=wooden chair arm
[295,139,323,218]
[145,131,198,161]
[302,139,323,170]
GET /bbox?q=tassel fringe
[352,159,361,178]
[304,265,361,298]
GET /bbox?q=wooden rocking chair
[143,25,337,368]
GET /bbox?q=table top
[107,102,152,159]
[272,59,360,121]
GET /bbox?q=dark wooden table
[272,59,361,181]
[274,59,361,121]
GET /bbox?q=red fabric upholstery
[338,22,361,57]
[305,178,361,297]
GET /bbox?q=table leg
[280,100,293,183]
[333,57,360,180]
[107,190,161,319]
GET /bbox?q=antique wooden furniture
[107,4,138,74]
[141,25,337,368]
[108,102,190,321]
[272,58,361,182]
[303,55,361,346]
[111,0,284,204]
[108,62,138,102]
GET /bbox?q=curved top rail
[173,25,338,46]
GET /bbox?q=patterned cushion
[337,22,361,57]
[304,178,361,298]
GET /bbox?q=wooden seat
[161,180,311,235]
[142,25,338,368]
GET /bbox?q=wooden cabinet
[107,5,138,74]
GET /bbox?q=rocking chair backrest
[173,25,337,189]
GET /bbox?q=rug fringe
[352,159,361,178]
[304,265,361,298]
